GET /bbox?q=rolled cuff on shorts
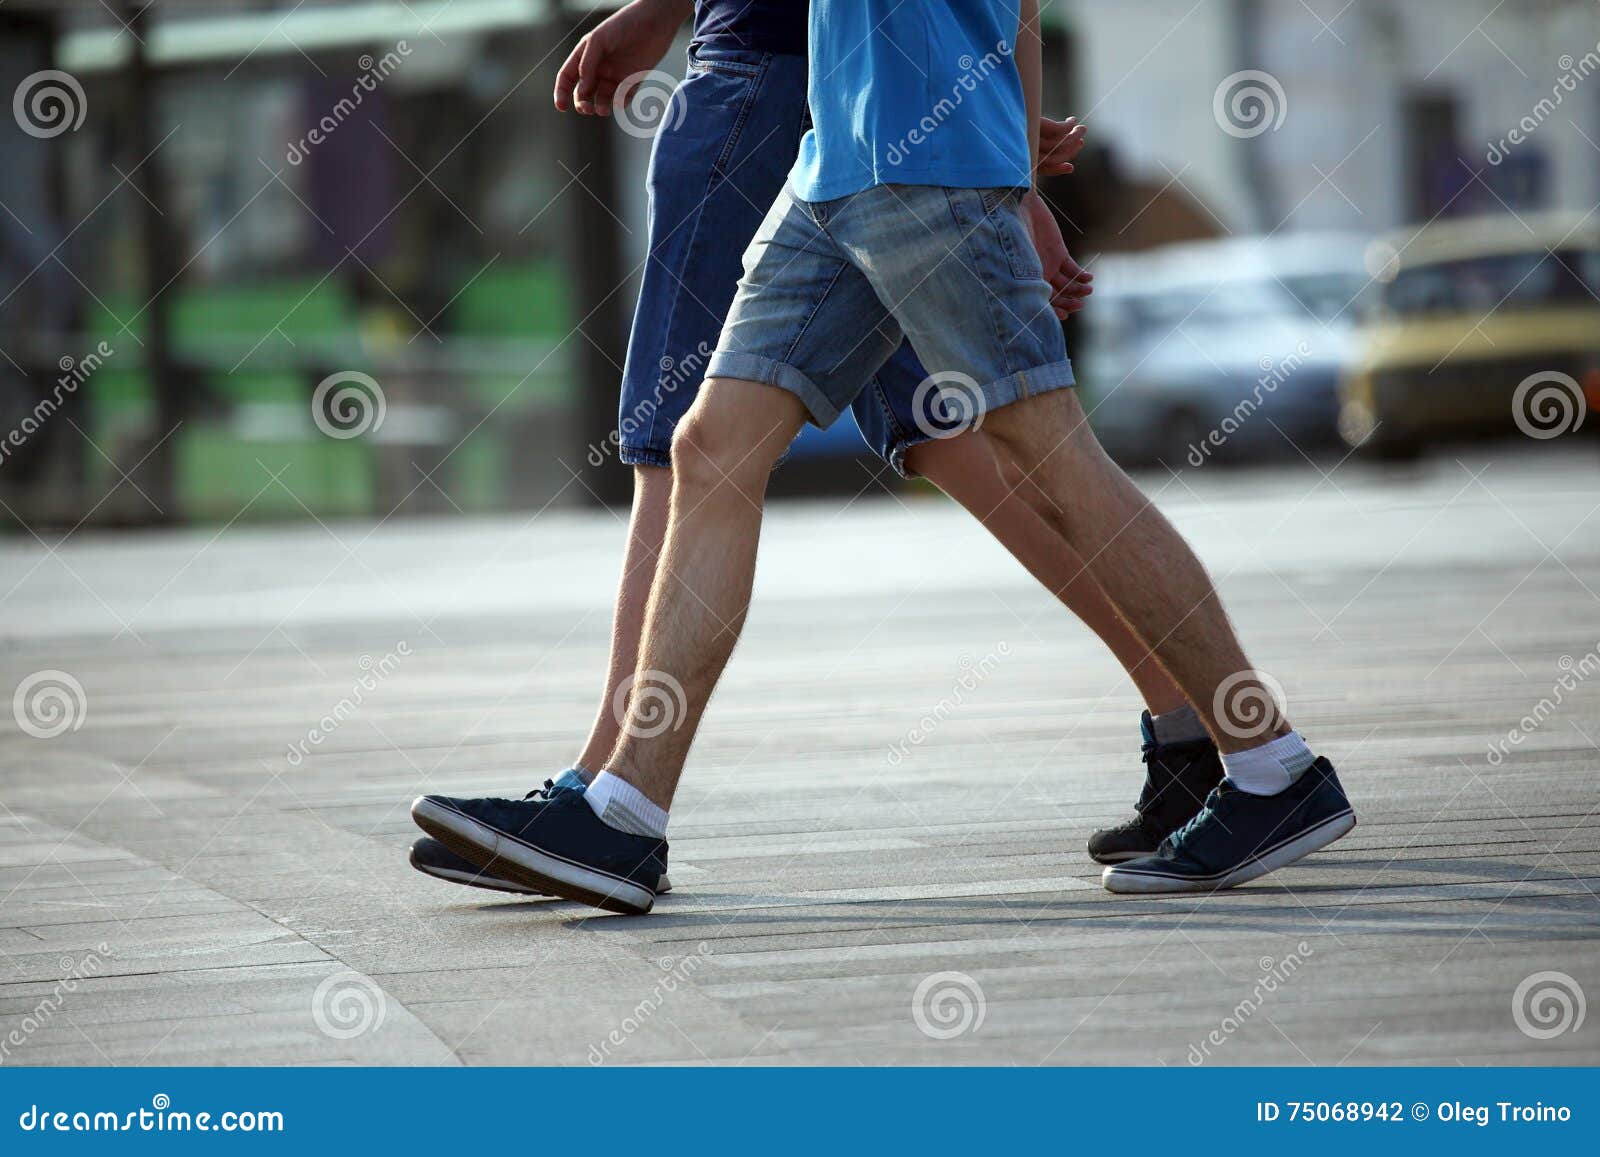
[706,351,844,429]
[884,358,1078,478]
[617,443,673,469]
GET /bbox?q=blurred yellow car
[1339,211,1600,459]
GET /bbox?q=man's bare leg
[573,465,673,773]
[975,390,1286,753]
[909,433,1186,716]
[605,379,809,807]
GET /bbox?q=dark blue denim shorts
[616,45,940,476]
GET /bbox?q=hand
[1037,115,1086,177]
[1021,189,1092,318]
[554,0,692,116]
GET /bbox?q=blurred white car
[1080,233,1370,467]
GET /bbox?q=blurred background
[1,0,1598,529]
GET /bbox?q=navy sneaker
[1101,756,1356,894]
[408,835,672,895]
[411,788,667,915]
[1088,713,1224,864]
[409,836,544,895]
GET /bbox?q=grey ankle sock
[1151,704,1208,745]
[570,765,596,786]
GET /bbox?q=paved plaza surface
[2,448,1598,1065]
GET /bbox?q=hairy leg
[909,433,1187,715]
[606,379,810,806]
[979,390,1287,752]
[574,465,673,773]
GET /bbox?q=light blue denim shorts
[707,182,1075,431]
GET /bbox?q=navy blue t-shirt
[693,0,806,56]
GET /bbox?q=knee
[670,394,778,493]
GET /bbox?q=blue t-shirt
[692,0,806,57]
[791,0,1031,201]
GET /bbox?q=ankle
[585,771,669,839]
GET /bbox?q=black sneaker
[1101,756,1356,894]
[409,837,544,895]
[1087,712,1224,865]
[409,835,673,896]
[411,789,667,915]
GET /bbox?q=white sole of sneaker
[1100,808,1356,895]
[410,797,656,915]
[410,858,544,896]
[1089,849,1151,865]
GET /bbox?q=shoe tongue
[551,768,589,792]
[1138,710,1156,745]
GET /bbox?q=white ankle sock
[585,771,669,838]
[1221,731,1315,796]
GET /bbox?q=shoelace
[1165,785,1230,850]
[521,778,560,801]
